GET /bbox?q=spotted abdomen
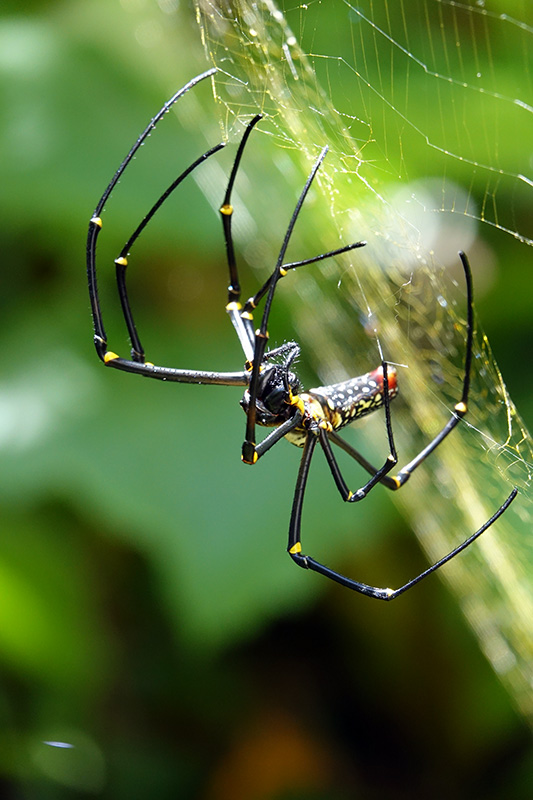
[309,365,398,431]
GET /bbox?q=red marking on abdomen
[370,365,398,395]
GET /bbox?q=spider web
[191,0,533,721]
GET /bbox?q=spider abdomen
[314,364,398,428]
[284,366,398,448]
[311,365,398,429]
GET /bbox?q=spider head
[240,363,301,426]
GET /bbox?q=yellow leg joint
[226,301,242,312]
[90,216,102,228]
[104,351,119,363]
[115,256,128,266]
[288,394,305,414]
[220,203,233,216]
[289,542,302,555]
[241,447,258,464]
[455,401,467,414]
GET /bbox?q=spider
[86,69,517,600]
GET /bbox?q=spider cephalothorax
[87,68,516,599]
[240,347,302,427]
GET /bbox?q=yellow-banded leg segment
[113,143,226,363]
[242,147,332,461]
[114,255,144,363]
[246,409,304,464]
[219,200,239,306]
[218,115,266,366]
[239,142,367,466]
[326,252,475,492]
[287,434,396,599]
[241,267,288,318]
[392,252,473,486]
[225,302,255,362]
[393,407,466,487]
[242,330,270,464]
[241,240,366,318]
[288,435,518,600]
[319,427,398,502]
[219,114,263,309]
[87,217,107,360]
[327,401,468,492]
[326,395,469,493]
[254,144,332,344]
[87,69,218,365]
[100,353,249,385]
[327,431,401,491]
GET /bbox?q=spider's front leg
[215,108,367,465]
[232,157,366,464]
[89,141,227,378]
[87,69,252,388]
[326,253,482,493]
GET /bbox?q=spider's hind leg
[114,142,225,364]
[87,69,219,367]
[288,433,518,599]
[328,252,476,492]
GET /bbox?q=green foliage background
[0,1,532,798]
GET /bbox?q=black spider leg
[88,68,215,359]
[115,143,225,363]
[288,432,517,599]
[87,68,248,388]
[325,252,478,489]
[220,114,263,362]
[286,359,399,566]
[288,252,518,597]
[263,341,301,363]
[219,119,366,363]
[240,147,366,464]
[327,430,400,489]
[240,239,366,323]
[238,342,305,462]
[252,342,306,459]
[320,361,399,501]
[241,146,329,464]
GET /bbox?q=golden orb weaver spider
[86,69,517,599]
